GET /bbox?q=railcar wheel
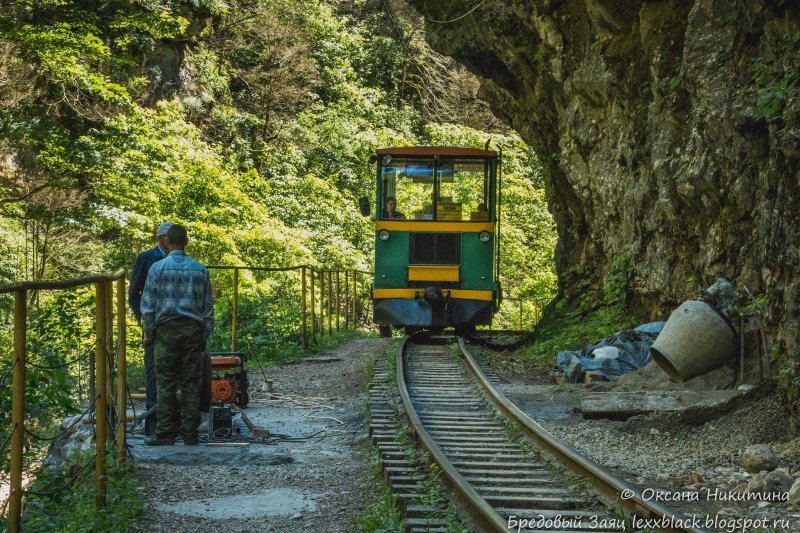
[379,324,392,337]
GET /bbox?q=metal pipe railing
[500,296,550,330]
[1,263,372,531]
[94,281,108,508]
[205,265,372,352]
[1,270,127,533]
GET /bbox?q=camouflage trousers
[154,317,205,440]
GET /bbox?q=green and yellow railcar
[361,146,501,335]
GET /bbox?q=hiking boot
[144,435,175,446]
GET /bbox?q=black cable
[270,429,327,442]
[0,359,17,388]
[23,452,97,498]
[26,345,92,370]
[24,397,99,442]
[0,426,16,457]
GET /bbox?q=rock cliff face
[408,0,800,405]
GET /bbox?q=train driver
[382,196,405,219]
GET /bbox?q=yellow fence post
[327,270,333,336]
[95,281,108,508]
[231,268,239,352]
[319,270,325,337]
[310,269,316,340]
[105,280,114,443]
[352,271,358,327]
[344,270,350,330]
[335,271,340,332]
[116,276,127,463]
[301,266,307,349]
[8,289,27,533]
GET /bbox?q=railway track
[397,333,708,532]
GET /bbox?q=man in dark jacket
[129,222,173,435]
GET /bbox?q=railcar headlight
[379,229,391,241]
[479,231,491,243]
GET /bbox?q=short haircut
[166,224,188,247]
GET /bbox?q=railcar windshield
[380,156,490,221]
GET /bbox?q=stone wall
[407,0,800,410]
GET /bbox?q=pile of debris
[555,278,770,387]
[555,322,664,383]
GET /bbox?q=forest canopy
[0,3,556,517]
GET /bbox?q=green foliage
[353,486,404,532]
[603,255,632,305]
[519,300,630,364]
[749,30,800,121]
[0,2,559,523]
[21,449,144,532]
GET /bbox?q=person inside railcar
[382,196,405,219]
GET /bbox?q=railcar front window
[437,159,488,221]
[381,158,435,220]
[380,156,489,221]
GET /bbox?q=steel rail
[456,336,709,533]
[395,335,508,531]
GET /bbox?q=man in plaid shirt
[141,224,214,446]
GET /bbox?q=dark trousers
[154,317,205,440]
[199,348,211,413]
[144,342,157,436]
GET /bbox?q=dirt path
[129,336,389,532]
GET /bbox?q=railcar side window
[380,157,489,221]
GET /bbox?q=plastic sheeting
[555,322,666,382]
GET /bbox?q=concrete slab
[496,383,579,420]
[129,401,349,465]
[128,434,295,465]
[581,390,743,420]
[154,488,318,519]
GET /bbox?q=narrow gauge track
[397,334,708,532]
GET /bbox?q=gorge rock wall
[407,0,800,406]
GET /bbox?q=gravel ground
[129,336,389,532]
[474,343,800,529]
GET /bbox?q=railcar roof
[376,146,497,158]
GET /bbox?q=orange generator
[209,352,249,407]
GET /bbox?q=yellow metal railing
[0,270,127,532]
[0,263,373,531]
[206,265,372,351]
[499,296,550,330]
